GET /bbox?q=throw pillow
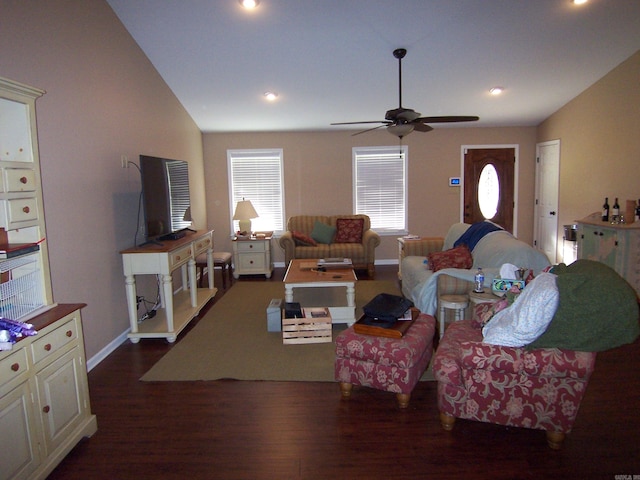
[292,230,317,246]
[482,272,559,347]
[334,218,364,243]
[310,221,336,244]
[427,245,473,272]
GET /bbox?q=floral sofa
[433,259,639,449]
[278,214,380,277]
[433,319,597,449]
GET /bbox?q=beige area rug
[142,279,435,382]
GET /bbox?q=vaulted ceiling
[107,0,640,134]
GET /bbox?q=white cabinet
[0,77,96,479]
[0,76,52,321]
[577,213,640,296]
[0,305,97,480]
[232,235,273,278]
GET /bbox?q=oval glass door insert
[477,163,499,219]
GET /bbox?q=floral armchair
[433,319,597,449]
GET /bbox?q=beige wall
[1,0,205,360]
[203,126,537,264]
[538,50,640,261]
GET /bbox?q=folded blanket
[454,221,503,251]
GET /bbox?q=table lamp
[233,199,259,234]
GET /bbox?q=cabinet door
[35,347,86,456]
[0,381,40,480]
[580,225,618,269]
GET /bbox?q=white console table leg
[124,274,139,342]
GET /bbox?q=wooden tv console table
[121,230,217,343]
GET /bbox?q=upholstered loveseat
[278,214,380,277]
[400,222,551,316]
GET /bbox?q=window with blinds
[166,160,192,231]
[353,145,408,234]
[227,149,285,234]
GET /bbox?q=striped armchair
[278,214,380,277]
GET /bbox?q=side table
[232,233,273,278]
[468,290,501,307]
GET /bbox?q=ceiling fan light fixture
[239,0,259,9]
[387,123,414,138]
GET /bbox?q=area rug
[141,280,433,382]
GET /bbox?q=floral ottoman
[334,313,436,408]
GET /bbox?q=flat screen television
[139,155,192,243]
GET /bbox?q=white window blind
[227,149,285,234]
[353,146,407,234]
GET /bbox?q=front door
[463,148,515,233]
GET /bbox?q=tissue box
[492,278,525,296]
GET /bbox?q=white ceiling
[106,0,640,134]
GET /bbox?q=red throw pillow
[334,218,364,243]
[292,230,317,246]
[427,245,473,272]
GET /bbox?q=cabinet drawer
[4,168,36,192]
[193,234,212,256]
[237,252,266,270]
[0,197,39,228]
[169,245,193,269]
[31,316,79,365]
[0,347,29,392]
[236,241,266,253]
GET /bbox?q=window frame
[352,145,408,236]
[227,148,285,236]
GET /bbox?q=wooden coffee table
[283,259,358,325]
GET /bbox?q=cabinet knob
[249,244,254,249]
[66,330,73,337]
[249,260,254,264]
[11,362,20,372]
[20,176,28,184]
[44,343,52,351]
[43,405,50,413]
[22,206,30,214]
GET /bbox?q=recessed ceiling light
[572,0,588,5]
[264,91,278,101]
[239,0,259,9]
[490,87,504,95]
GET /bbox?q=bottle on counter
[602,197,609,222]
[612,197,620,223]
[474,268,485,293]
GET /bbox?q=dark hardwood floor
[49,265,640,480]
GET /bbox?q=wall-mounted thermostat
[449,177,461,187]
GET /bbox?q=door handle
[549,211,556,215]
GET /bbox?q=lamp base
[238,219,252,235]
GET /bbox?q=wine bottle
[612,197,620,222]
[602,197,609,222]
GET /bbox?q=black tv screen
[140,155,192,240]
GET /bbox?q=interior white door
[534,140,560,263]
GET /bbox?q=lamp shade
[233,199,259,233]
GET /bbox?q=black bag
[362,293,413,323]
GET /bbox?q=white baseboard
[86,328,129,372]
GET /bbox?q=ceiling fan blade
[415,116,480,123]
[330,120,386,126]
[413,123,434,133]
[352,124,388,136]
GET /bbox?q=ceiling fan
[331,48,479,138]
